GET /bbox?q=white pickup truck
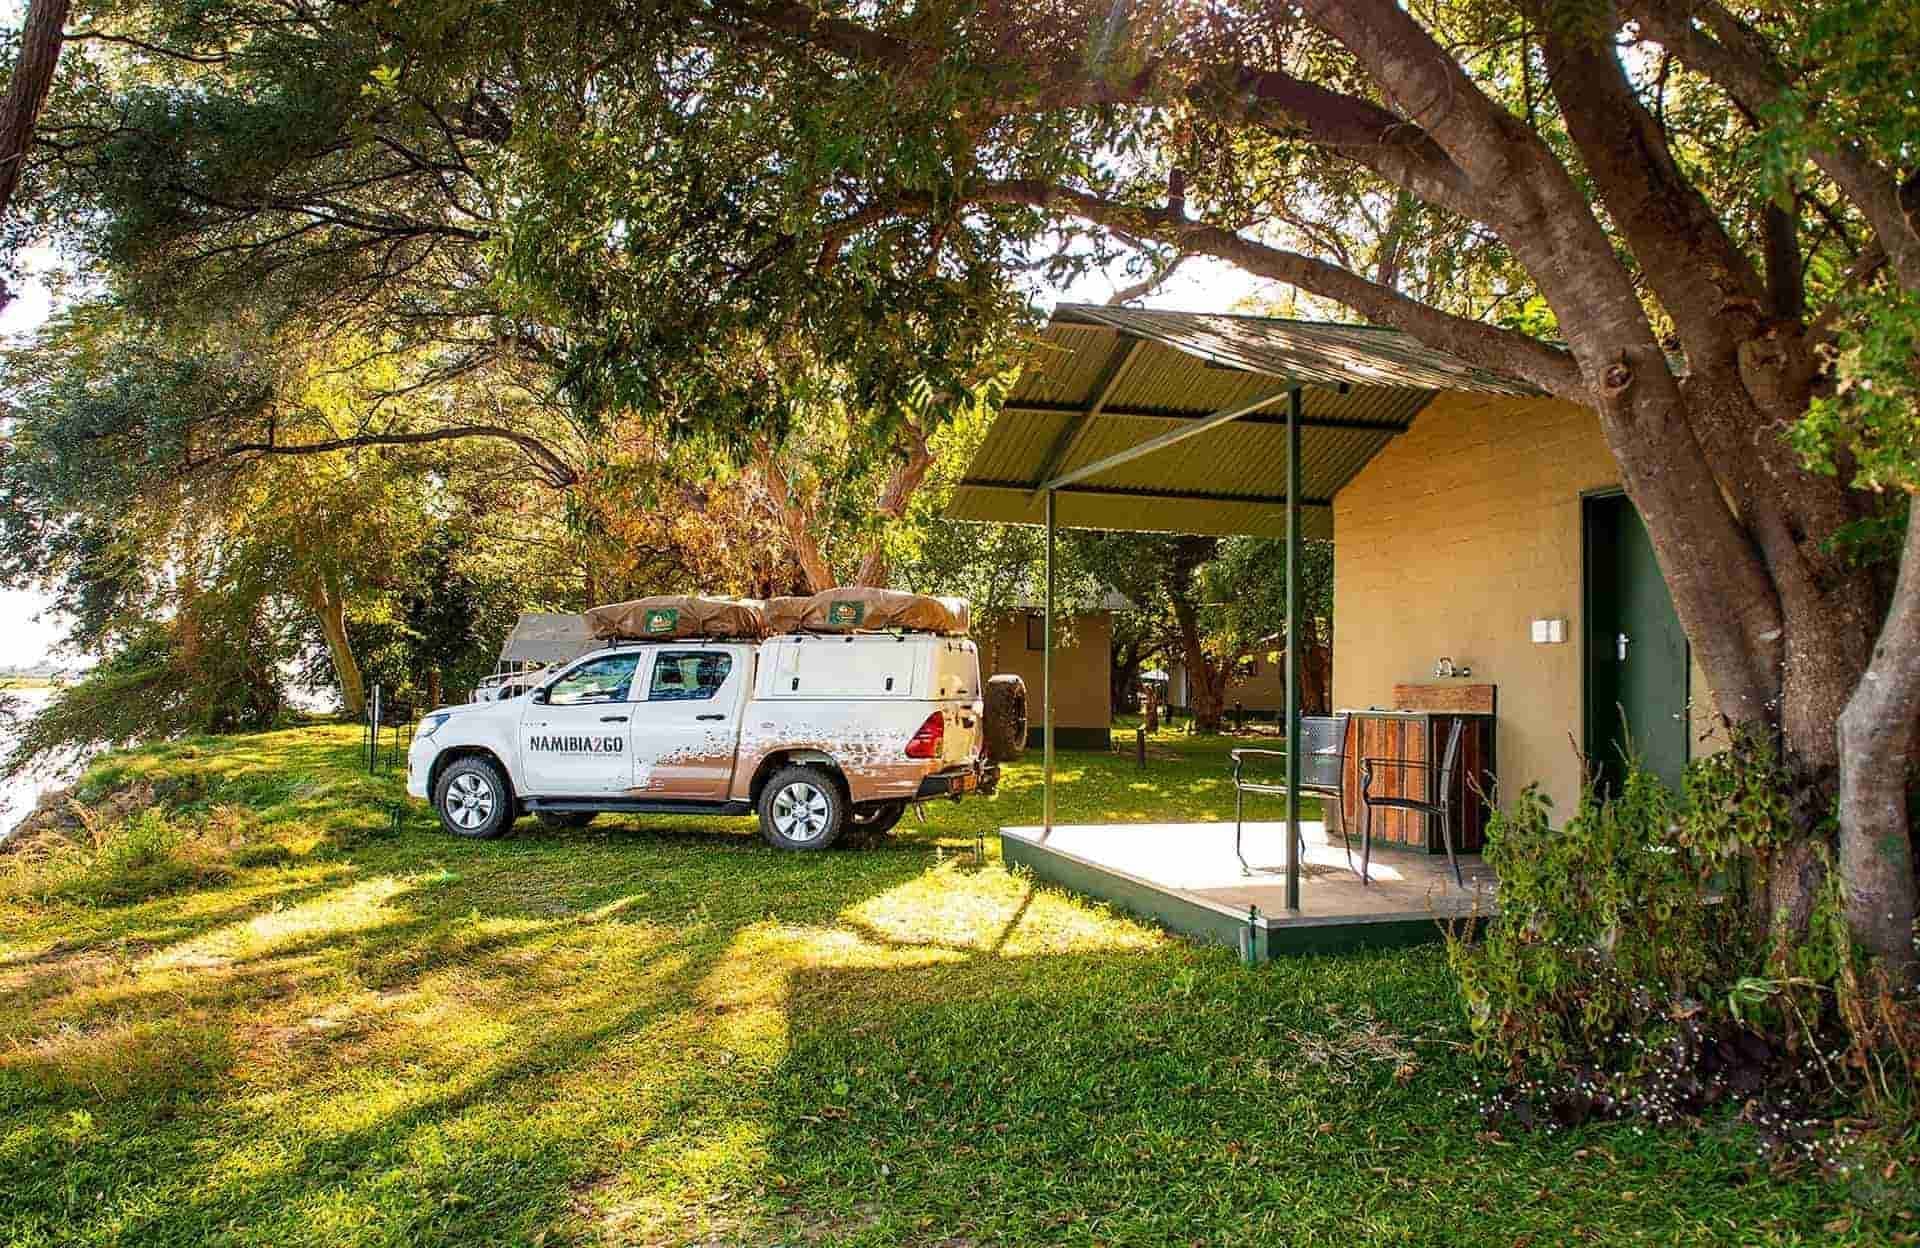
[406,631,1007,849]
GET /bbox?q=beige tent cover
[584,596,766,641]
[763,596,811,636]
[796,588,969,635]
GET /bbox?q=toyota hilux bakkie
[407,630,1004,849]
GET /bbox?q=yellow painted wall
[1226,654,1286,714]
[1332,392,1721,816]
[984,611,1114,731]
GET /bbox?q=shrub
[1,624,283,785]
[1449,754,1767,1071]
[1448,734,1918,1144]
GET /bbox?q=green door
[1584,493,1690,793]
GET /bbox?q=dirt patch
[1259,1004,1422,1087]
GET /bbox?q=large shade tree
[11,0,1918,976]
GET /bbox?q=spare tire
[983,674,1029,762]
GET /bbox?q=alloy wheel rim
[771,782,831,842]
[447,773,495,829]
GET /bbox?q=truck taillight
[904,710,945,758]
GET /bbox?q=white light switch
[1532,618,1567,644]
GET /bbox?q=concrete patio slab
[1001,820,1496,960]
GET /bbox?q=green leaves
[1792,289,1920,496]
[1447,731,1856,1081]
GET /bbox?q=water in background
[1,688,72,845]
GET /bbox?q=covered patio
[950,304,1525,959]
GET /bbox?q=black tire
[983,674,1028,762]
[757,765,847,850]
[849,801,906,836]
[433,755,514,840]
[536,810,597,830]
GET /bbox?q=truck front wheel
[434,756,514,840]
[758,766,847,850]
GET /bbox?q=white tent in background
[496,613,597,673]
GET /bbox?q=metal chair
[1358,716,1467,888]
[1230,713,1348,876]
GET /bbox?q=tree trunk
[1110,639,1143,714]
[0,0,71,310]
[1836,503,1920,984]
[755,440,835,592]
[852,419,933,587]
[1302,637,1333,717]
[1165,536,1224,732]
[1171,599,1225,733]
[306,580,365,719]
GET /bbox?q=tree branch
[1536,12,1769,366]
[957,179,1584,397]
[852,419,932,587]
[219,424,579,487]
[0,0,74,307]
[1625,0,1920,292]
[1194,68,1486,226]
[753,435,834,592]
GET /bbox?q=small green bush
[1449,733,1918,1139]
[1448,751,1770,1072]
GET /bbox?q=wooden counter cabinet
[1338,710,1495,854]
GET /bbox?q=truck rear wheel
[434,756,514,840]
[758,765,847,851]
[983,674,1028,762]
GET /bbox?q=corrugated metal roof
[948,304,1538,539]
[1048,304,1540,398]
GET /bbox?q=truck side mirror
[529,687,548,705]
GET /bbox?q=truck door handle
[696,713,726,721]
[600,714,629,723]
[1616,632,1631,661]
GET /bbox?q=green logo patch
[826,600,865,627]
[643,608,679,635]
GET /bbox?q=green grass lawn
[1,724,1910,1246]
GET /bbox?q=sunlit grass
[0,723,1905,1245]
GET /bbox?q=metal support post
[1043,489,1057,835]
[1285,387,1304,912]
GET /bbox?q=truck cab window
[545,654,640,706]
[648,652,733,702]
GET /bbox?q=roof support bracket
[1027,336,1145,501]
[1037,386,1300,495]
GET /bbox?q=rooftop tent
[949,303,1532,911]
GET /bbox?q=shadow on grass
[1,832,956,1245]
